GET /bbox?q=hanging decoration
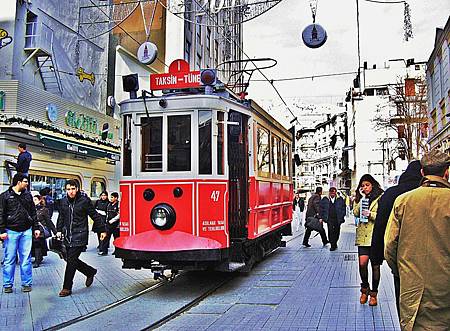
[403,2,413,41]
[137,1,158,64]
[302,0,327,49]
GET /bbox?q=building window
[185,40,191,63]
[431,109,438,134]
[29,173,82,208]
[168,115,191,171]
[199,110,212,174]
[91,178,106,198]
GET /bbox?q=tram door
[227,111,248,239]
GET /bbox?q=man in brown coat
[385,149,450,331]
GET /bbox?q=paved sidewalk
[0,231,157,331]
[159,218,401,331]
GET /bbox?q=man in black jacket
[303,187,328,247]
[56,180,106,297]
[370,160,422,313]
[320,187,346,251]
[0,174,40,293]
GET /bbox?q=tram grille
[228,112,248,239]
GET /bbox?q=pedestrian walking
[302,187,328,247]
[370,160,422,314]
[0,174,40,293]
[56,180,106,297]
[39,187,55,220]
[319,187,346,251]
[385,149,450,331]
[353,174,383,306]
[99,192,120,256]
[15,143,32,177]
[32,195,56,268]
[292,191,305,231]
[93,191,108,252]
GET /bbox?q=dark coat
[106,201,120,232]
[0,188,38,233]
[57,192,105,248]
[305,193,321,218]
[16,150,32,174]
[93,198,109,233]
[320,196,346,224]
[32,205,57,254]
[293,197,305,212]
[370,160,422,265]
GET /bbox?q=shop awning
[40,135,120,161]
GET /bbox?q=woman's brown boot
[360,287,369,304]
[369,291,378,306]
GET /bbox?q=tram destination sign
[150,59,200,90]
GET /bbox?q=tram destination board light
[200,69,217,95]
[122,73,139,99]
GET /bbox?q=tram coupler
[151,264,168,281]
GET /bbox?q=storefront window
[199,110,212,174]
[91,178,106,198]
[29,174,81,210]
[168,115,191,171]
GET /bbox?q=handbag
[38,222,51,239]
[49,236,67,260]
[305,216,324,232]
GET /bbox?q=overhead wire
[158,0,302,125]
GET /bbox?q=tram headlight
[150,204,176,230]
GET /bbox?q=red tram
[114,67,293,275]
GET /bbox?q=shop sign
[40,135,120,161]
[0,91,5,111]
[150,59,200,90]
[65,110,98,134]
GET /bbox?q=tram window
[168,115,191,171]
[217,112,224,175]
[91,178,106,198]
[123,115,132,176]
[257,126,270,175]
[141,117,163,172]
[199,110,212,174]
[282,141,290,177]
[271,135,281,176]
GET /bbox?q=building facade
[346,59,426,189]
[426,16,450,155]
[0,0,120,199]
[295,111,348,193]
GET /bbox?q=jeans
[2,228,33,288]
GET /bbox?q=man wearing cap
[385,149,450,330]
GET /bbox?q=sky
[243,0,450,105]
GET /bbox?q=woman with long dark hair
[353,174,383,306]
